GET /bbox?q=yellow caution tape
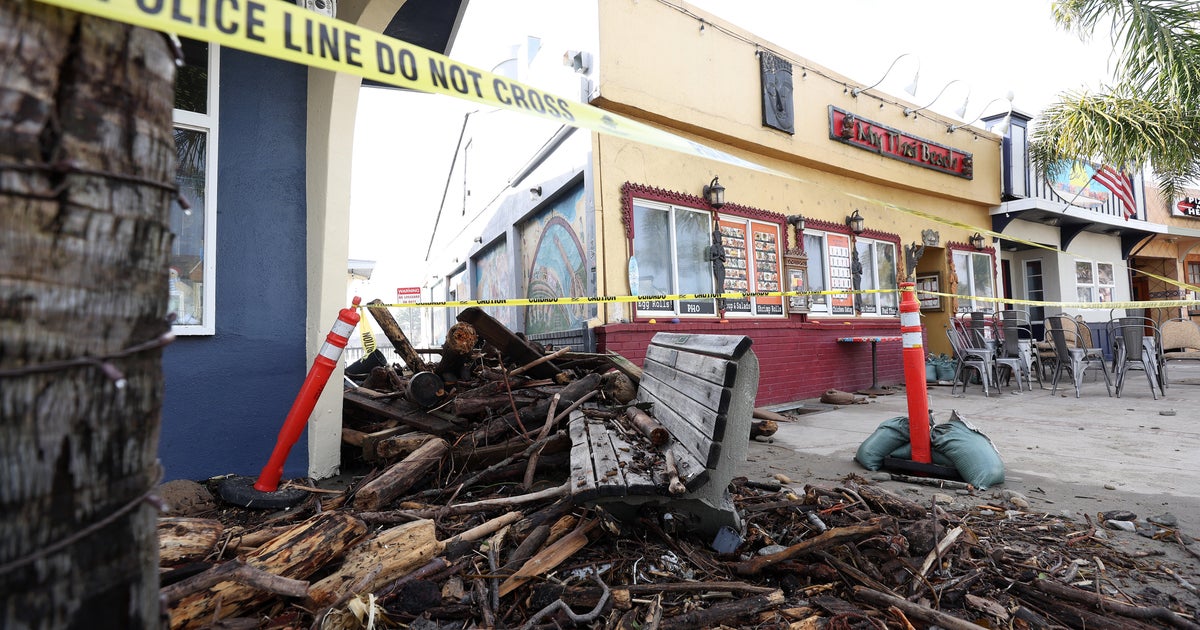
[39,0,783,179]
[355,289,1200,312]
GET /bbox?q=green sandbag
[930,411,1005,489]
[888,443,956,468]
[855,416,932,470]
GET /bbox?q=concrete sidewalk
[760,360,1200,506]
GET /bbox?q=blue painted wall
[160,49,309,482]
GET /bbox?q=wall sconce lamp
[473,236,483,243]
[851,52,919,98]
[948,90,1014,133]
[969,232,986,250]
[846,209,865,234]
[786,214,806,232]
[529,186,542,200]
[904,79,970,118]
[703,176,726,209]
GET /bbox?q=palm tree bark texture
[1,3,175,628]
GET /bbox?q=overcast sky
[349,1,1119,297]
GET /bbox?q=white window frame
[803,230,831,314]
[855,236,899,317]
[632,199,716,318]
[953,249,996,313]
[171,41,219,335]
[1023,258,1045,322]
[1076,260,1115,303]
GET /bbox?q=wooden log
[227,524,295,551]
[375,432,436,461]
[752,407,792,424]
[452,392,541,417]
[405,371,446,408]
[367,298,430,374]
[306,519,443,609]
[438,322,478,380]
[852,586,1006,630]
[498,518,598,597]
[468,372,601,444]
[362,427,425,461]
[457,307,562,379]
[750,419,778,439]
[659,589,784,629]
[663,450,686,495]
[168,512,367,629]
[847,481,929,520]
[161,559,309,605]
[353,438,450,511]
[344,388,459,436]
[1031,579,1200,630]
[158,517,224,565]
[601,370,638,403]
[730,523,883,575]
[626,407,668,446]
[341,427,368,448]
[509,345,571,377]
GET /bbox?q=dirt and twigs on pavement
[157,308,1199,629]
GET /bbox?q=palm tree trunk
[1,3,176,627]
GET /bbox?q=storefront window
[632,200,715,316]
[171,38,218,334]
[804,232,828,312]
[954,250,995,312]
[856,237,899,316]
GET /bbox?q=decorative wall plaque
[760,50,794,134]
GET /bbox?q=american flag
[1094,165,1137,220]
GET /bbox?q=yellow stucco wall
[589,0,1002,352]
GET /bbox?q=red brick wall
[597,318,921,406]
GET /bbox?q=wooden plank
[642,356,733,415]
[457,307,562,380]
[344,389,458,436]
[602,422,658,495]
[647,332,752,361]
[639,370,727,444]
[639,384,721,470]
[568,413,599,500]
[646,343,736,387]
[585,419,628,498]
[661,440,709,489]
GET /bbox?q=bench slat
[644,332,753,361]
[638,382,724,470]
[570,412,659,501]
[645,344,737,388]
[568,411,599,499]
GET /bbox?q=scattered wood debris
[160,308,1200,629]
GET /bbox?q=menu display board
[717,219,783,317]
[751,225,783,315]
[827,233,854,315]
[718,222,751,314]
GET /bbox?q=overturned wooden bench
[568,332,758,536]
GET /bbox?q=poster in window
[752,224,783,315]
[718,221,752,313]
[827,233,854,315]
[916,272,943,311]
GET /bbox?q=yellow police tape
[357,288,1200,312]
[39,0,782,180]
[43,0,1200,304]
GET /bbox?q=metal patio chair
[1111,316,1161,399]
[946,326,994,396]
[1047,316,1112,398]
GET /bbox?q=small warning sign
[396,287,422,303]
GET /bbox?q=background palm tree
[0,3,174,626]
[1030,0,1200,205]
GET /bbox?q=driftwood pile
[158,307,1200,629]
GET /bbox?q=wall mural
[472,239,520,331]
[522,184,592,335]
